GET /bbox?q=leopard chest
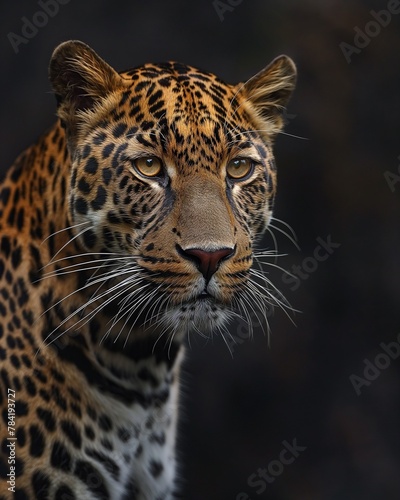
[36,343,184,500]
[75,388,179,500]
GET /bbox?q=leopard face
[49,41,296,340]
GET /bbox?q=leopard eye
[133,156,163,177]
[226,157,254,180]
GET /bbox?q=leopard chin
[159,299,234,337]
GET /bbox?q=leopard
[0,40,296,499]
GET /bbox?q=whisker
[39,269,142,346]
[112,284,159,345]
[267,222,300,251]
[265,225,279,259]
[40,221,89,246]
[48,224,93,263]
[41,254,138,273]
[269,216,298,245]
[277,130,308,140]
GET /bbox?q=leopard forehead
[120,61,237,123]
[78,61,269,167]
[50,41,296,183]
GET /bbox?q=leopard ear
[241,55,297,138]
[49,40,125,134]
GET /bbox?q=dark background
[1,1,400,499]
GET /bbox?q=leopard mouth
[186,288,228,306]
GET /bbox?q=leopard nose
[177,245,235,282]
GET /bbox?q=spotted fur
[0,41,296,499]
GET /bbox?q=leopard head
[49,40,296,338]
